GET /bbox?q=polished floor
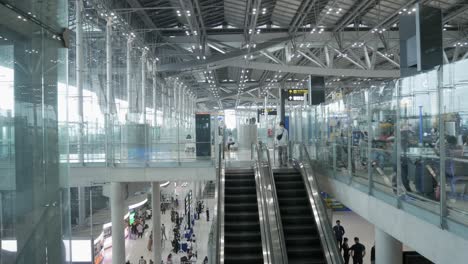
[102,182,214,264]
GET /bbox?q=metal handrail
[214,143,225,264]
[253,144,273,264]
[293,143,343,264]
[259,142,289,264]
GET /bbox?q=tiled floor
[102,182,214,264]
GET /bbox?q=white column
[141,50,147,122]
[126,37,134,122]
[106,17,113,165]
[111,182,125,264]
[375,227,402,264]
[78,187,86,225]
[76,0,85,165]
[152,60,157,127]
[152,182,162,263]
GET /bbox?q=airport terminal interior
[2,0,468,263]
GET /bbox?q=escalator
[224,169,263,264]
[274,169,327,264]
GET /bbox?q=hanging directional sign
[287,89,308,101]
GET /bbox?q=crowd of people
[333,220,375,264]
[124,190,210,264]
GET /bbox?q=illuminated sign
[287,89,308,101]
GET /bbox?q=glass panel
[369,83,398,194]
[399,70,440,203]
[349,90,369,181]
[442,59,468,219]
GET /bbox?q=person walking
[333,220,346,250]
[161,224,167,240]
[276,121,289,167]
[206,207,210,221]
[342,237,350,264]
[138,256,147,264]
[349,237,366,264]
[137,223,144,238]
[370,245,375,264]
[148,231,153,251]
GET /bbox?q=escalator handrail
[215,143,225,264]
[253,144,274,264]
[259,142,289,264]
[294,143,344,264]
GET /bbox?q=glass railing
[288,59,468,230]
[60,122,215,166]
[291,143,344,264]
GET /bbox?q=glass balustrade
[290,59,468,227]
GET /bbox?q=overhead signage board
[287,89,308,101]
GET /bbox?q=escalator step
[223,254,263,264]
[279,205,313,216]
[281,215,315,225]
[225,231,262,242]
[275,197,309,206]
[225,212,259,222]
[274,181,306,189]
[225,221,260,232]
[225,194,257,203]
[225,187,257,195]
[225,242,263,254]
[225,203,258,212]
[287,246,324,259]
[276,189,307,198]
[285,235,321,246]
[282,225,318,236]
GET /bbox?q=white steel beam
[228,61,400,78]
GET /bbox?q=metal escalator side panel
[261,144,289,264]
[215,144,225,264]
[254,163,274,264]
[295,155,343,264]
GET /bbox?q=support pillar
[152,182,162,263]
[126,37,134,122]
[76,0,85,165]
[141,50,147,123]
[152,60,157,127]
[375,227,402,264]
[111,182,125,264]
[279,86,286,122]
[105,17,113,165]
[78,186,86,225]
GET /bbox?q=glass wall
[0,0,71,262]
[292,59,468,226]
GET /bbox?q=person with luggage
[349,237,366,264]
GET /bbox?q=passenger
[148,231,153,251]
[137,223,144,238]
[206,207,210,221]
[203,256,208,264]
[138,256,147,264]
[349,237,366,264]
[342,237,350,264]
[161,224,167,240]
[370,245,375,264]
[166,253,173,264]
[227,133,235,151]
[333,220,345,250]
[276,121,289,167]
